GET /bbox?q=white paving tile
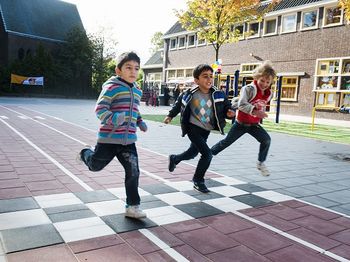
[34,193,83,208]
[155,192,199,205]
[253,190,294,202]
[165,181,194,191]
[211,177,246,185]
[54,217,114,242]
[150,213,193,225]
[108,187,150,199]
[0,209,51,230]
[145,206,183,218]
[209,186,248,197]
[86,200,125,216]
[204,197,251,212]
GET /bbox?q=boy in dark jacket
[163,64,235,193]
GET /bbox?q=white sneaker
[125,205,147,219]
[76,145,93,164]
[257,162,270,176]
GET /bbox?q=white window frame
[178,36,186,49]
[263,17,277,36]
[170,38,177,50]
[197,36,206,46]
[280,13,297,34]
[272,76,300,102]
[187,34,196,48]
[322,5,344,28]
[247,21,260,38]
[300,9,319,31]
[233,24,245,40]
[240,63,261,74]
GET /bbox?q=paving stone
[163,219,207,234]
[68,235,124,254]
[266,244,336,262]
[174,202,224,219]
[47,209,96,223]
[173,244,211,261]
[140,184,178,195]
[329,229,350,245]
[0,197,39,213]
[149,226,184,248]
[142,200,169,209]
[253,213,300,231]
[1,224,63,253]
[300,196,339,208]
[6,244,77,262]
[296,205,341,220]
[319,190,350,205]
[43,204,88,215]
[228,227,292,255]
[329,244,350,260]
[231,194,275,208]
[207,245,271,262]
[176,227,239,255]
[74,190,117,203]
[205,179,226,188]
[259,203,308,220]
[199,213,255,234]
[119,230,161,255]
[289,227,341,250]
[292,215,346,236]
[234,184,267,193]
[330,217,350,228]
[101,213,157,233]
[143,250,176,262]
[75,243,144,262]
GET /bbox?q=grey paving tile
[141,195,160,203]
[0,197,39,213]
[189,191,224,201]
[319,190,350,204]
[1,224,63,253]
[140,184,178,195]
[44,204,89,215]
[101,214,157,233]
[205,179,225,188]
[234,184,267,193]
[231,194,275,208]
[245,181,283,190]
[300,196,339,208]
[47,209,96,223]
[175,202,224,218]
[74,190,117,203]
[141,200,168,210]
[330,205,350,216]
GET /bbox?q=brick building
[144,0,350,120]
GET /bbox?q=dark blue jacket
[167,86,233,137]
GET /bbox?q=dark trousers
[81,143,140,205]
[173,124,212,183]
[211,121,271,162]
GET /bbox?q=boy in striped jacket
[78,52,147,219]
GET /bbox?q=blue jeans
[173,124,212,183]
[211,121,271,162]
[81,143,140,206]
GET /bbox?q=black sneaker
[193,181,210,193]
[168,155,177,172]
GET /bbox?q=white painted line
[140,168,168,183]
[18,115,28,119]
[0,116,8,119]
[34,116,45,120]
[0,118,93,191]
[139,229,189,262]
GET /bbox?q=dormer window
[170,38,177,50]
[178,36,186,49]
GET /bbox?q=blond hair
[252,61,276,79]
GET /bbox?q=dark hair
[193,64,213,79]
[116,52,140,70]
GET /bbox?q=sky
[63,0,187,65]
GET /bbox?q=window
[197,36,206,46]
[323,6,343,27]
[240,63,260,74]
[301,10,318,30]
[233,24,245,39]
[247,21,260,38]
[185,69,193,78]
[264,18,277,36]
[170,38,177,50]
[177,69,184,78]
[187,34,196,47]
[272,77,299,101]
[315,92,337,107]
[178,36,186,48]
[315,58,341,90]
[281,13,297,33]
[168,70,176,79]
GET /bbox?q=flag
[11,74,44,86]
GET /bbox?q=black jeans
[82,143,140,205]
[173,123,212,183]
[211,121,271,162]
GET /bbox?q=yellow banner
[11,74,44,85]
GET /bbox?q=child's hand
[139,121,148,132]
[253,109,268,119]
[226,109,236,118]
[117,112,125,126]
[163,116,172,124]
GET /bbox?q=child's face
[194,70,213,92]
[256,75,273,91]
[116,60,140,83]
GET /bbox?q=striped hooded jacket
[95,76,145,145]
[167,86,233,137]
